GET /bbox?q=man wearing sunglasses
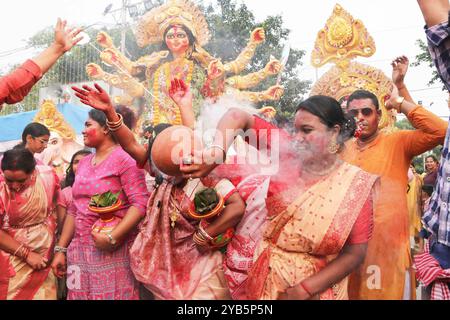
[342,57,448,301]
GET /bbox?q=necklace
[151,58,194,126]
[303,159,342,177]
[169,179,201,228]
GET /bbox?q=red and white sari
[0,165,59,300]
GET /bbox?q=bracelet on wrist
[13,244,25,257]
[198,224,214,242]
[54,246,68,255]
[106,114,124,132]
[193,232,210,247]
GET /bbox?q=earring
[327,140,340,154]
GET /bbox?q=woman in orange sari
[181,96,378,299]
[0,148,60,300]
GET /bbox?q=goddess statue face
[165,25,190,56]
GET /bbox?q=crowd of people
[0,0,449,300]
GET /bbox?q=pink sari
[0,165,59,300]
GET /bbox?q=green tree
[2,0,309,119]
[412,39,445,89]
[204,0,309,119]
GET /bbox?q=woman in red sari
[181,96,379,300]
[0,148,60,300]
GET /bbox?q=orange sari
[0,165,59,300]
[247,163,377,300]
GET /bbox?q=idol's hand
[207,60,226,80]
[264,59,282,75]
[265,85,284,100]
[251,28,265,44]
[86,63,105,79]
[97,31,114,49]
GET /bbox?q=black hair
[146,123,173,158]
[88,109,107,127]
[89,107,136,130]
[88,107,137,144]
[63,149,92,188]
[296,95,356,148]
[145,123,173,185]
[347,90,380,110]
[422,184,434,197]
[1,147,36,174]
[17,123,50,148]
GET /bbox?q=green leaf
[89,191,121,208]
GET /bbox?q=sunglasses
[347,107,375,117]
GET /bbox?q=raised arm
[0,19,82,107]
[96,31,169,76]
[180,108,255,179]
[417,0,449,27]
[391,56,415,103]
[386,85,448,157]
[224,28,266,75]
[33,18,82,74]
[226,59,282,90]
[72,84,148,166]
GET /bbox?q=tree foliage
[2,0,309,119]
[412,39,445,89]
[204,0,309,119]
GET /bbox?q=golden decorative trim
[135,0,210,47]
[33,100,76,140]
[310,62,395,131]
[311,4,376,68]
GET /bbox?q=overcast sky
[0,0,448,118]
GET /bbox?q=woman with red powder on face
[51,108,149,300]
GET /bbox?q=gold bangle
[107,114,124,132]
[198,224,214,242]
[107,114,123,127]
[193,232,209,246]
[13,244,24,257]
[395,97,405,113]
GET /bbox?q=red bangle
[299,281,313,297]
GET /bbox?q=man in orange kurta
[342,86,447,300]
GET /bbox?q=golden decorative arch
[310,4,396,132]
[311,4,376,69]
[33,100,76,140]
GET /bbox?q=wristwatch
[394,96,405,112]
[107,233,117,246]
